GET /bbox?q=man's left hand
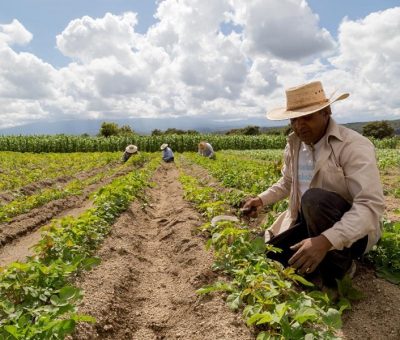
[288,235,332,275]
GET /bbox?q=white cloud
[327,7,400,120]
[0,47,57,99]
[0,98,48,128]
[232,0,336,60]
[0,19,32,46]
[56,12,139,63]
[0,2,399,131]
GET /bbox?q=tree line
[98,120,396,140]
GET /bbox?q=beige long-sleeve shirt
[258,118,385,252]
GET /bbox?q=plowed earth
[0,162,136,266]
[1,161,399,339]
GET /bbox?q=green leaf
[59,286,79,300]
[322,308,342,329]
[226,292,241,310]
[257,312,273,325]
[256,332,271,340]
[246,312,274,326]
[337,276,364,301]
[72,314,96,323]
[82,257,101,270]
[337,297,351,314]
[59,319,76,333]
[50,295,68,307]
[293,307,318,324]
[273,302,288,323]
[291,274,314,287]
[250,237,267,254]
[196,282,231,295]
[376,267,400,284]
[4,325,20,338]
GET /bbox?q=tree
[119,125,135,135]
[362,121,394,139]
[242,125,260,135]
[165,128,185,134]
[151,129,163,136]
[225,125,260,135]
[99,122,119,137]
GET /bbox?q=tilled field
[0,161,399,339]
[70,162,253,339]
[0,162,136,266]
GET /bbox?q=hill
[258,119,400,135]
[0,117,398,136]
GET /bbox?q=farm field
[0,148,399,339]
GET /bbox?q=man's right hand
[240,197,263,217]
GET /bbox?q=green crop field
[0,146,399,339]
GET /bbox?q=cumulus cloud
[327,7,400,120]
[0,19,32,46]
[0,1,399,131]
[0,48,57,99]
[56,12,139,63]
[232,0,336,60]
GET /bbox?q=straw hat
[266,81,349,121]
[160,143,168,150]
[125,144,138,154]
[198,141,206,150]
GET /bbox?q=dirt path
[71,162,253,339]
[340,265,400,339]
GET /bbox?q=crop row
[181,151,282,195]
[0,134,398,153]
[0,154,160,339]
[176,159,348,339]
[184,150,400,285]
[0,154,149,223]
[0,152,121,192]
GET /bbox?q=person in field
[122,144,138,162]
[242,81,384,288]
[160,143,174,163]
[198,141,216,159]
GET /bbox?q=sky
[0,0,399,131]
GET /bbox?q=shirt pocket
[321,163,351,201]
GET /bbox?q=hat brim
[160,144,168,150]
[266,92,349,121]
[125,145,137,153]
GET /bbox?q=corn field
[0,134,398,153]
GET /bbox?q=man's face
[290,109,330,145]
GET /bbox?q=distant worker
[160,143,174,163]
[198,141,216,159]
[122,144,138,162]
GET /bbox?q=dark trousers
[267,188,368,287]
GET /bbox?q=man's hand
[288,235,332,274]
[241,197,263,217]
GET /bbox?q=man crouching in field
[242,81,385,289]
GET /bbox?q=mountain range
[0,117,399,136]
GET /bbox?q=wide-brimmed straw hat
[160,143,168,150]
[266,81,349,121]
[125,144,138,153]
[198,141,206,150]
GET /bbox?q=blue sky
[0,0,399,131]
